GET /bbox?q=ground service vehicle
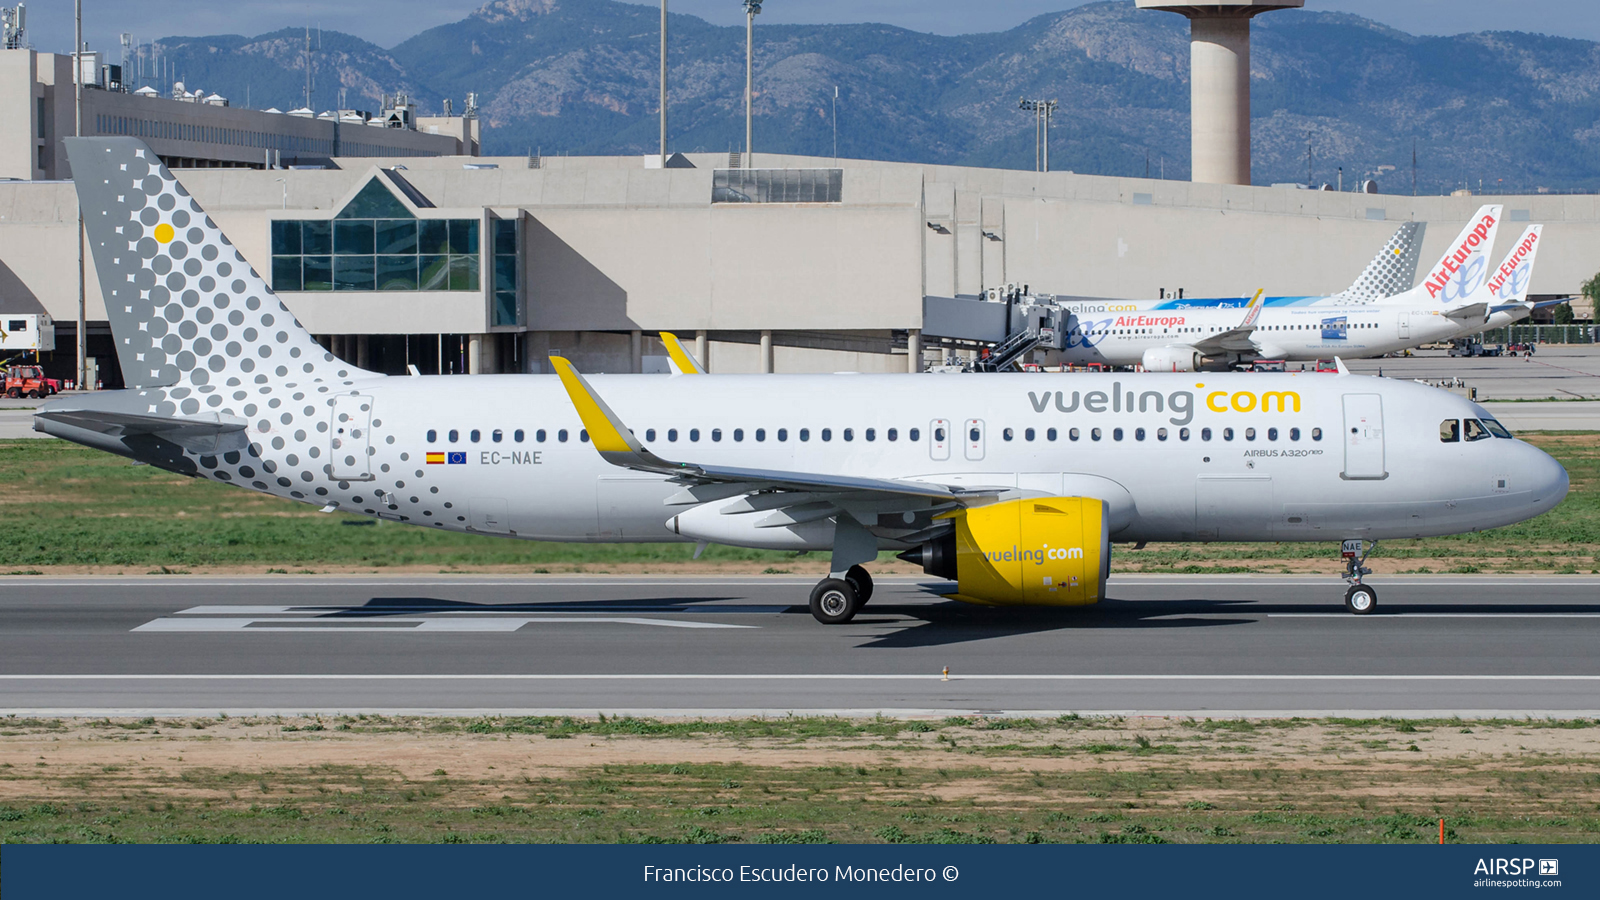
[37,138,1572,624]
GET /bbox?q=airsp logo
[1473,858,1550,876]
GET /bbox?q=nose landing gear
[1341,539,1378,615]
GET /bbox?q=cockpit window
[1439,419,1460,443]
[1482,418,1513,439]
[1463,419,1492,442]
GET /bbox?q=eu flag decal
[447,452,467,465]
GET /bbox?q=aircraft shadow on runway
[841,593,1261,648]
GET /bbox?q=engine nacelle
[1142,346,1201,373]
[901,497,1109,607]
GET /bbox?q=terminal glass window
[270,177,480,293]
[492,217,520,327]
[712,168,842,204]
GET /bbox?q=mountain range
[138,0,1600,192]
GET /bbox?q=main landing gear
[809,564,874,625]
[1341,539,1378,615]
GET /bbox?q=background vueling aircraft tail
[39,139,1569,624]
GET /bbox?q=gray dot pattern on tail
[68,137,436,524]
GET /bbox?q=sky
[23,0,1600,59]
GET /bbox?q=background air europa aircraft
[40,138,1570,623]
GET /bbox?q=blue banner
[2,844,1592,898]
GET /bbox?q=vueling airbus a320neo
[38,138,1569,623]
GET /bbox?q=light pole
[1017,98,1058,173]
[832,85,838,166]
[743,0,761,168]
[75,0,86,391]
[660,0,668,168]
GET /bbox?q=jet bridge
[921,285,1069,372]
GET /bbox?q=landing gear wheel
[844,565,874,605]
[809,578,860,625]
[1345,584,1378,615]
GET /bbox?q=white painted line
[133,617,755,633]
[0,673,1595,681]
[170,605,790,616]
[1269,613,1600,619]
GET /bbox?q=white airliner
[1047,207,1509,371]
[38,139,1570,624]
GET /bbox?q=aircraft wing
[34,408,250,454]
[1189,289,1267,356]
[550,356,984,504]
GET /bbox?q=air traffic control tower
[1136,0,1303,185]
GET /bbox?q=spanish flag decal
[426,452,446,465]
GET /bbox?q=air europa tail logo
[1424,213,1496,300]
[1488,231,1539,299]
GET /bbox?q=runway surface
[3,574,1599,717]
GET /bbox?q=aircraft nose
[1523,441,1569,517]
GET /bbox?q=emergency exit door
[929,418,950,461]
[1342,393,1386,480]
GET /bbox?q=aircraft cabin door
[964,418,986,461]
[330,394,374,481]
[1341,393,1387,480]
[929,418,951,461]
[1396,313,1410,340]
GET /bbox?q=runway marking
[2,673,1597,681]
[170,605,791,616]
[133,617,755,633]
[1268,613,1600,619]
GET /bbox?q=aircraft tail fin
[64,137,368,392]
[1335,221,1426,303]
[1487,225,1542,305]
[1410,204,1503,307]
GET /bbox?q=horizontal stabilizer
[34,408,250,454]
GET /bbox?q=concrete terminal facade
[2,145,1596,386]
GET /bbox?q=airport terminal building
[1,47,1597,386]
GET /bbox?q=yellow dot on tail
[154,223,174,243]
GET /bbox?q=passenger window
[843,428,853,441]
[1244,428,1256,441]
[514,429,525,443]
[778,428,789,442]
[1267,427,1277,441]
[492,429,503,443]
[1223,428,1234,441]
[1464,419,1492,442]
[887,428,897,442]
[1003,428,1014,441]
[1201,427,1212,441]
[1289,427,1299,441]
[448,429,459,443]
[1179,427,1190,441]
[734,428,744,442]
[470,429,481,443]
[580,430,589,443]
[690,428,701,442]
[909,428,920,441]
[1025,427,1036,441]
[1113,427,1123,441]
[667,428,678,442]
[1157,427,1168,441]
[933,427,945,442]
[646,428,657,442]
[1312,428,1323,441]
[755,428,766,442]
[1047,427,1057,441]
[1070,427,1080,441]
[822,428,833,442]
[426,429,437,443]
[865,428,875,441]
[1134,427,1145,441]
[537,429,547,443]
[800,428,810,442]
[969,427,980,443]
[1439,419,1460,442]
[558,429,569,443]
[712,428,722,442]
